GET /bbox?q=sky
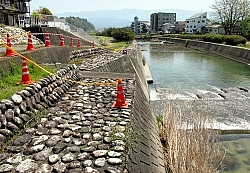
[29,0,215,14]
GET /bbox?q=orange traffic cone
[59,34,65,46]
[112,78,128,108]
[70,37,74,47]
[18,58,33,85]
[92,42,95,48]
[4,33,16,57]
[45,32,51,47]
[26,32,35,51]
[77,38,81,47]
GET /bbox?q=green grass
[237,43,250,49]
[0,61,58,100]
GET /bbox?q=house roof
[186,12,207,20]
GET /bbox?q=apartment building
[185,12,207,34]
[131,16,149,34]
[0,0,31,27]
[150,12,176,33]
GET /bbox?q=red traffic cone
[4,33,16,57]
[77,38,81,47]
[59,34,65,46]
[45,32,51,47]
[92,42,95,48]
[26,32,35,51]
[70,37,74,47]
[112,78,128,108]
[18,58,33,85]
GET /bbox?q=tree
[39,7,52,15]
[39,7,53,22]
[240,16,250,39]
[111,28,135,41]
[210,0,250,34]
[31,6,53,25]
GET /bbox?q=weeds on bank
[157,100,222,173]
[0,60,58,100]
[109,119,137,154]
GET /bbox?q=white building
[48,18,70,32]
[185,12,207,34]
[206,25,225,34]
[131,16,149,34]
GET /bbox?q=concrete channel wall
[0,42,166,172]
[158,37,250,64]
[0,46,74,78]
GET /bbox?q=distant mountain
[55,8,207,30]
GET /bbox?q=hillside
[64,16,95,31]
[55,8,204,30]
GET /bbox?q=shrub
[223,35,247,46]
[154,33,247,46]
[111,28,135,41]
[202,34,224,44]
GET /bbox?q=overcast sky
[29,0,214,13]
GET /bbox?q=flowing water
[139,41,250,172]
[139,42,250,98]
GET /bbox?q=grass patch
[103,41,129,52]
[237,43,250,49]
[0,60,58,100]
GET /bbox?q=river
[139,41,250,130]
[139,41,250,172]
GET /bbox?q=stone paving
[0,77,134,173]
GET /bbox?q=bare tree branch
[210,0,250,34]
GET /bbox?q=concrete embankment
[23,27,92,47]
[154,37,250,65]
[0,42,165,172]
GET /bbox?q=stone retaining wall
[0,64,79,143]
